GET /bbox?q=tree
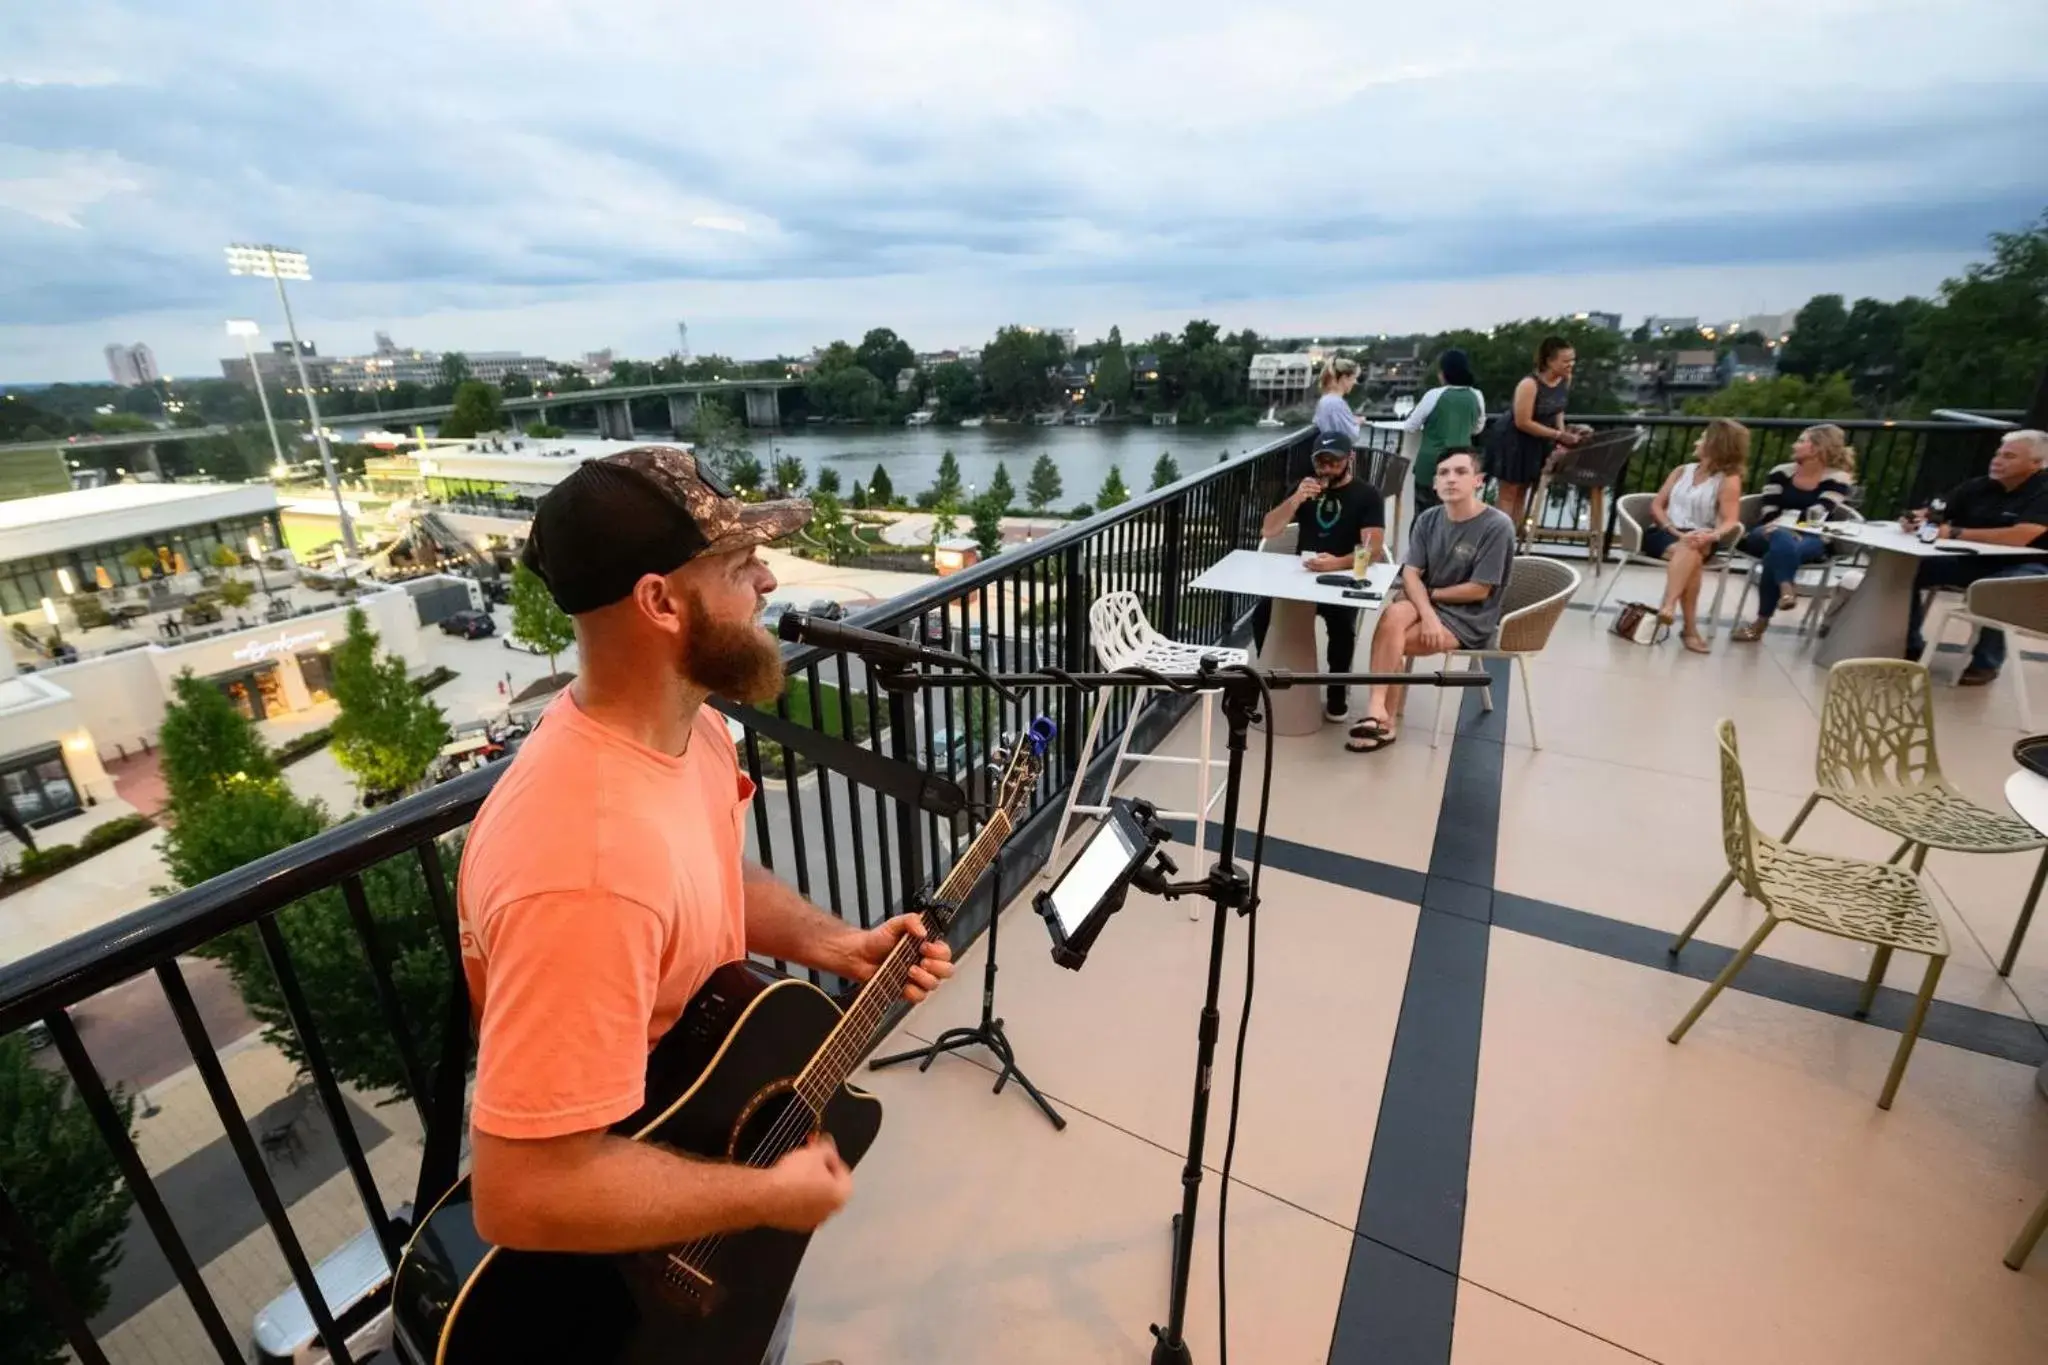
[159,772,329,892]
[807,364,884,421]
[726,452,765,492]
[981,326,1065,414]
[928,361,980,419]
[806,492,864,565]
[855,328,915,390]
[1777,295,1851,380]
[772,455,807,494]
[1682,372,1859,420]
[330,607,450,797]
[440,352,473,389]
[90,412,154,434]
[1909,211,2048,412]
[219,578,254,609]
[524,422,566,439]
[987,461,1015,513]
[868,464,896,507]
[1096,464,1130,510]
[158,671,281,806]
[929,494,961,551]
[925,450,964,507]
[208,543,242,572]
[1149,451,1182,490]
[500,372,534,399]
[1094,325,1132,406]
[1026,453,1063,512]
[692,399,753,484]
[439,380,505,438]
[0,1032,134,1365]
[850,480,867,508]
[970,493,1005,560]
[510,561,575,678]
[815,467,842,497]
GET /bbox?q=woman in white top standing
[1640,417,1749,653]
[1313,357,1362,446]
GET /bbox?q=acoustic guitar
[392,717,1056,1365]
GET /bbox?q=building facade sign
[231,628,328,664]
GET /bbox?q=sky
[2,0,2045,382]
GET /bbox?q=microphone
[777,612,966,669]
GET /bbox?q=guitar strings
[659,807,1015,1280]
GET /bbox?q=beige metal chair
[1669,720,1950,1109]
[1918,572,2048,731]
[2007,1187,2048,1270]
[1428,557,1580,749]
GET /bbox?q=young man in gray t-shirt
[1348,448,1516,751]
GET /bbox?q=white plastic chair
[1918,572,2048,730]
[1050,592,1245,916]
[1723,504,1864,638]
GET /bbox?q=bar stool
[1050,592,1244,918]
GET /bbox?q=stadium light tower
[225,319,291,480]
[225,244,356,554]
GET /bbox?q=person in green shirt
[1401,348,1486,511]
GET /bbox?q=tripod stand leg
[983,1019,1066,1129]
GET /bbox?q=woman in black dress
[1486,335,1581,534]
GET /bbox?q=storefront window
[0,746,82,828]
[297,650,334,702]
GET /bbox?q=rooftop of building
[0,480,279,563]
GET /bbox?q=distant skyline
[3,1,2045,382]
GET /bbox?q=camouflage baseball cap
[521,445,810,614]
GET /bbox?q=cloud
[1,0,2045,378]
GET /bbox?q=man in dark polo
[1903,429,2048,684]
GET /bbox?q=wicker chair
[1918,571,2048,731]
[2007,1187,2048,1270]
[1591,491,1755,627]
[1723,503,1866,639]
[1518,427,1640,559]
[1371,446,1414,559]
[1668,720,1950,1110]
[1427,556,1580,749]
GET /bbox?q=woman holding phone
[1728,424,1855,643]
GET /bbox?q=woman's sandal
[1346,718,1397,753]
[1730,620,1768,643]
[1682,631,1711,654]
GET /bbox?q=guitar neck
[794,809,1013,1111]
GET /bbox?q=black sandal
[1346,718,1397,753]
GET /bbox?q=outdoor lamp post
[226,318,291,482]
[225,245,357,555]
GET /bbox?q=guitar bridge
[644,1250,722,1316]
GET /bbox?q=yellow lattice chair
[1668,720,1949,1109]
[1772,660,2043,976]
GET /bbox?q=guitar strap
[411,879,475,1230]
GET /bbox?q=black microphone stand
[849,651,1487,1365]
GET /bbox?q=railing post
[886,681,924,903]
[1156,498,1185,640]
[1061,544,1088,780]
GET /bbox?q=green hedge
[1,814,156,897]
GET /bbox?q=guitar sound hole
[729,1081,819,1167]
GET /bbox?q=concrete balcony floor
[787,562,2048,1365]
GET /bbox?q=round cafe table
[2002,769,2048,1099]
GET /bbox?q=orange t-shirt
[458,690,753,1140]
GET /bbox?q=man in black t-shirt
[1903,429,2048,683]
[1252,432,1386,720]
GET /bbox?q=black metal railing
[0,426,1306,1365]
[1362,414,2009,553]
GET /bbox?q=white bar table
[1187,550,1398,735]
[1813,522,2047,668]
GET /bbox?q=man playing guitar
[457,447,952,1363]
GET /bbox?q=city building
[103,342,159,388]
[462,352,555,386]
[221,340,333,395]
[1720,345,1777,385]
[1645,316,1701,338]
[1247,353,1317,401]
[1740,311,1798,343]
[1664,349,1722,395]
[1574,311,1624,332]
[0,481,284,618]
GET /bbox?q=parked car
[251,1212,407,1364]
[808,599,849,621]
[761,599,794,630]
[439,609,496,639]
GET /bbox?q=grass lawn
[749,676,885,777]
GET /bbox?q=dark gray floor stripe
[1159,819,1427,905]
[1329,660,1507,1365]
[1492,891,2048,1065]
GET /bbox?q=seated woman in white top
[1641,417,1749,653]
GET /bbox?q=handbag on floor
[1611,601,1669,646]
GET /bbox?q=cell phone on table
[1933,543,1977,553]
[1342,588,1382,601]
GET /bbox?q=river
[750,422,1273,506]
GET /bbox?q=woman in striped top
[1728,424,1857,643]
